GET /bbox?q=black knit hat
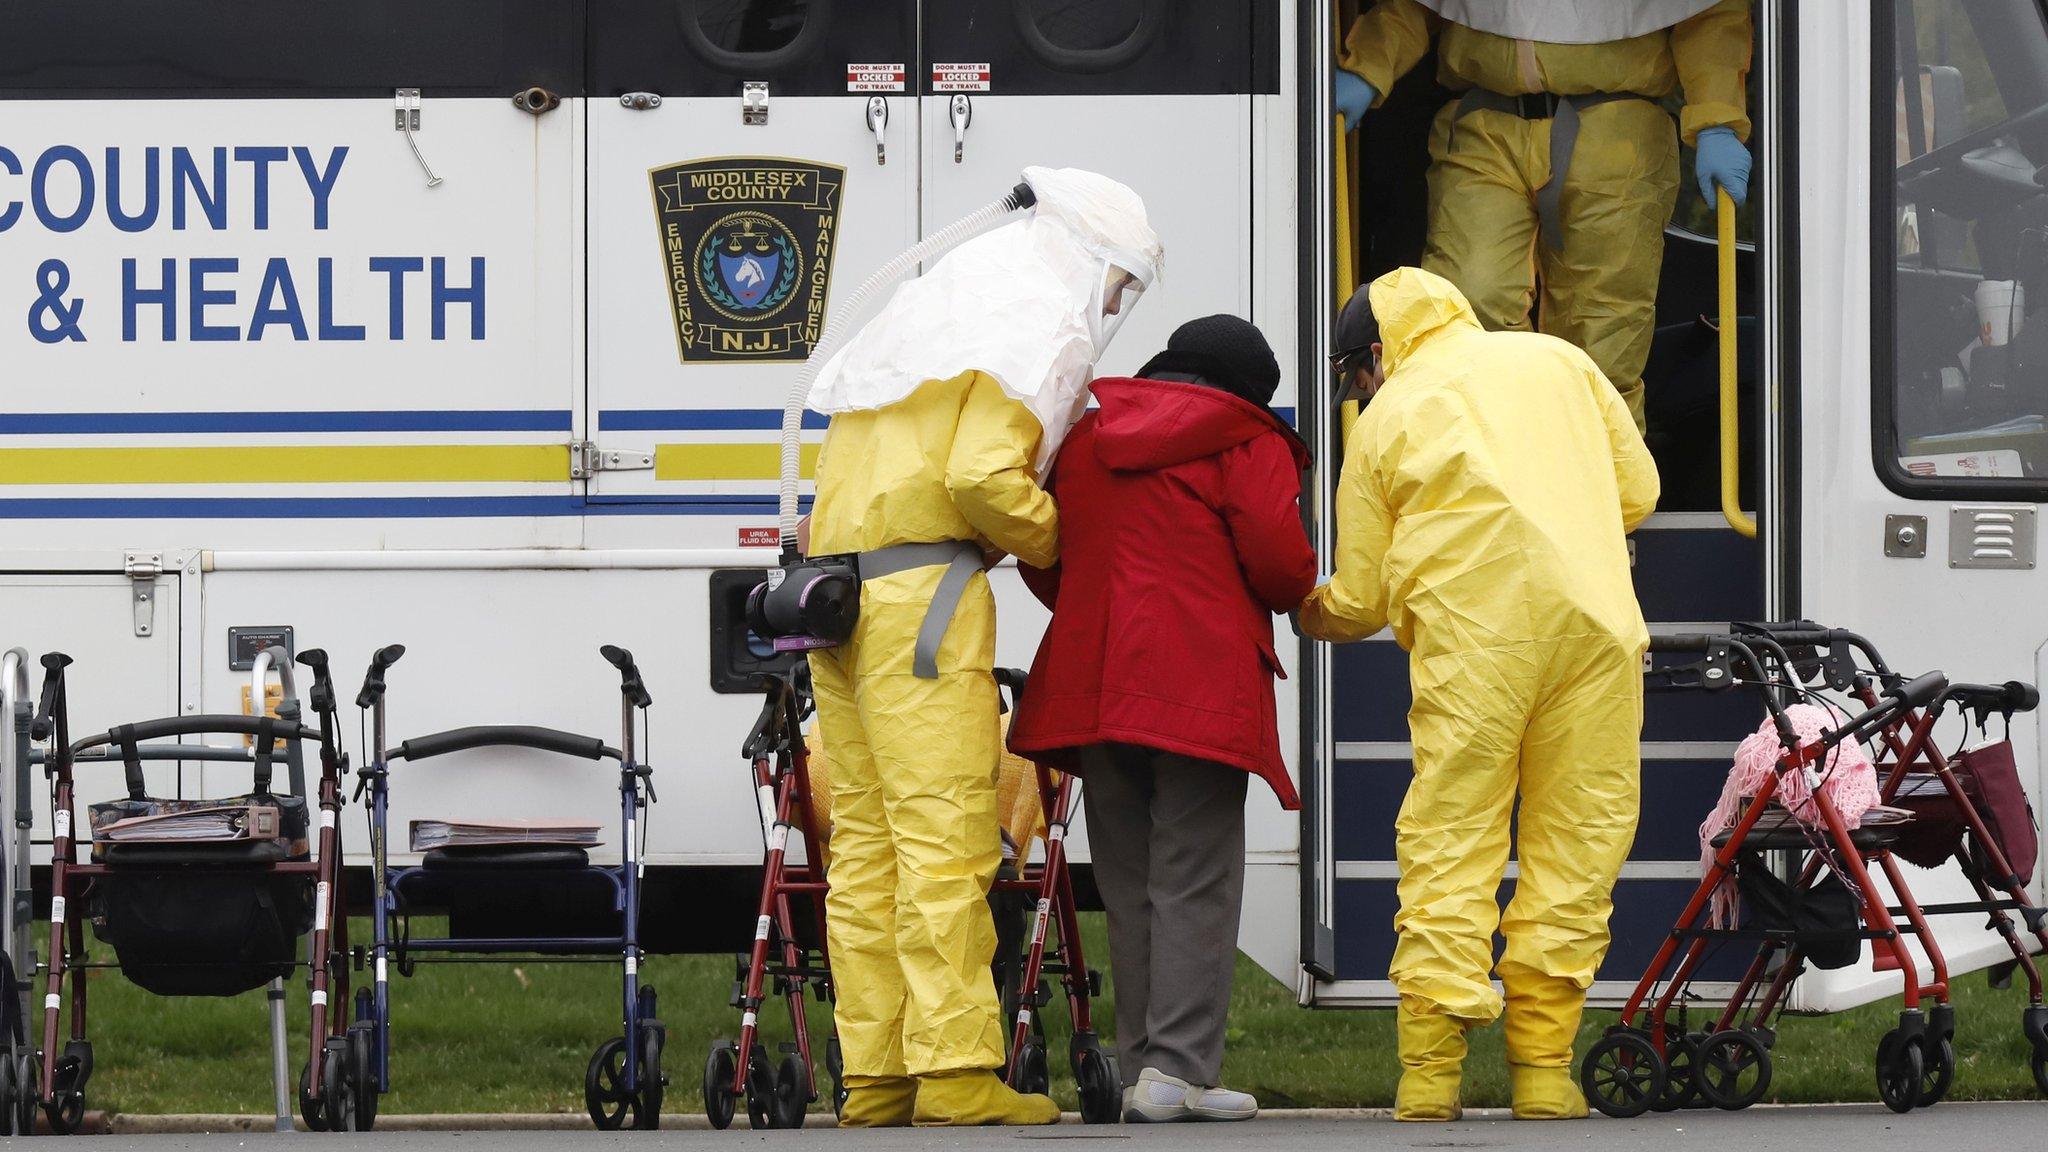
[1135,314,1282,409]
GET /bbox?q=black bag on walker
[1737,859,1862,970]
[85,793,314,997]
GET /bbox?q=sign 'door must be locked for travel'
[648,157,846,364]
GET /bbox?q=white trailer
[0,0,2044,1019]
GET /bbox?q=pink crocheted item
[1698,703,1881,926]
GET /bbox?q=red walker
[1587,628,2047,1117]
[702,667,1120,1128]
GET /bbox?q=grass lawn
[53,913,2048,1116]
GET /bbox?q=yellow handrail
[1336,114,1361,449]
[1717,188,1756,539]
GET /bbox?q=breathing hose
[777,179,1040,558]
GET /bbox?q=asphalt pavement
[56,1102,2048,1148]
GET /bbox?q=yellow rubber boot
[1504,973,1590,1119]
[838,1075,918,1128]
[1394,1000,1466,1121]
[912,1069,1060,1127]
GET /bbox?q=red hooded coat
[1008,376,1314,807]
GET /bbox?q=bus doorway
[1305,0,1781,1006]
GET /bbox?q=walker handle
[600,645,653,709]
[1886,671,1949,712]
[394,724,615,763]
[355,644,407,709]
[2005,680,2041,712]
[1647,633,1717,654]
[994,668,1028,714]
[1944,681,2039,715]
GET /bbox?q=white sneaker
[1123,1067,1258,1123]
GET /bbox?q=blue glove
[1694,126,1751,207]
[1335,70,1377,126]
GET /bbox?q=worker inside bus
[1333,0,1760,512]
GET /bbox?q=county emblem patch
[648,157,846,363]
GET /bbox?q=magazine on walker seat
[408,819,603,852]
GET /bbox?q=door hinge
[123,552,164,638]
[570,442,656,479]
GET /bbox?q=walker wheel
[1650,1031,1701,1112]
[826,1036,847,1118]
[1579,1030,1665,1119]
[14,1053,39,1135]
[633,1023,666,1130]
[45,1090,84,1136]
[1919,1036,1954,1107]
[321,1040,357,1132]
[2031,1049,2048,1098]
[348,1022,379,1131]
[702,1041,739,1130]
[1694,1029,1771,1111]
[744,1044,775,1129]
[1072,1034,1122,1125]
[584,1037,633,1130]
[1875,1029,1924,1113]
[0,1048,18,1137]
[298,1061,330,1131]
[1011,1040,1050,1097]
[771,1053,810,1129]
[47,1040,88,1135]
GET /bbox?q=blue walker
[354,644,664,1128]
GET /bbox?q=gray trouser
[1078,743,1248,1090]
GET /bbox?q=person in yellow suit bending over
[803,168,1163,1127]
[1335,0,1753,432]
[1303,268,1659,1121]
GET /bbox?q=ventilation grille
[1948,506,2036,570]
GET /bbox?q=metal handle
[950,94,972,163]
[1335,112,1360,451]
[1,648,26,720]
[1717,189,1756,539]
[395,88,444,189]
[866,96,889,165]
[250,645,298,715]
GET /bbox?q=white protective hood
[807,166,1164,471]
[1417,0,1722,44]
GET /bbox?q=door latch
[949,94,973,163]
[865,96,889,165]
[393,88,444,188]
[570,442,656,480]
[742,82,770,125]
[124,552,164,638]
[620,91,664,111]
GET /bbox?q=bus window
[1881,0,2048,492]
[686,0,815,54]
[1016,0,1146,51]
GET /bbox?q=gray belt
[1453,89,1657,252]
[860,540,985,680]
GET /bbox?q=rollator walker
[1586,627,2046,1117]
[354,643,666,1130]
[23,645,356,1134]
[703,666,1120,1128]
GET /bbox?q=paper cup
[1976,279,2024,346]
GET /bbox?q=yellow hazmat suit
[1301,268,1658,1119]
[807,369,1060,1124]
[1339,0,1752,430]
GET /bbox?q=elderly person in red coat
[1009,315,1314,1123]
